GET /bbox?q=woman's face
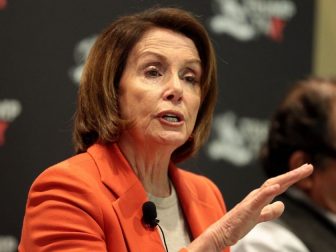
[118,27,202,149]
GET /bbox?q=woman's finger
[262,163,313,192]
[245,164,313,212]
[245,184,281,212]
[243,164,313,204]
[258,201,285,222]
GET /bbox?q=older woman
[19,7,313,252]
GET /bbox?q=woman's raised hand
[187,163,314,252]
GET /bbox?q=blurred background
[1,0,335,251]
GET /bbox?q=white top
[231,219,309,252]
[232,188,336,252]
[148,184,191,252]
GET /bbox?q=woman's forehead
[131,27,201,61]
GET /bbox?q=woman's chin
[155,134,187,148]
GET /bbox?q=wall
[314,0,336,76]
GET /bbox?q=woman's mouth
[158,111,184,126]
[162,114,180,122]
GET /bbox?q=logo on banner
[69,35,97,85]
[0,236,17,252]
[0,0,7,10]
[209,0,296,42]
[0,99,22,146]
[207,111,268,166]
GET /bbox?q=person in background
[232,77,336,252]
[19,7,313,252]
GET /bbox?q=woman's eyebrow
[135,51,167,62]
[185,59,202,67]
[136,51,201,66]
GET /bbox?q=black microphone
[142,201,159,228]
[142,201,169,252]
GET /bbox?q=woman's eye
[145,67,162,78]
[184,75,198,85]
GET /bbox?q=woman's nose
[164,75,183,103]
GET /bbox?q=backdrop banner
[0,0,314,249]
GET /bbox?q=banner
[0,0,315,249]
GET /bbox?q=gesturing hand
[188,163,314,252]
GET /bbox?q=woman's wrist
[185,229,225,252]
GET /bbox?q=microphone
[142,201,159,228]
[142,201,169,252]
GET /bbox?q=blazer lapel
[112,182,165,251]
[88,143,165,252]
[170,164,221,239]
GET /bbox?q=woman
[19,7,313,252]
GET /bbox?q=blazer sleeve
[19,165,107,252]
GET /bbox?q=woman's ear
[289,150,313,191]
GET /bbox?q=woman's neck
[117,138,173,197]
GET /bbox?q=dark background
[0,0,314,249]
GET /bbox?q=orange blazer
[19,143,230,252]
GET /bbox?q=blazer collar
[87,143,165,251]
[87,142,140,196]
[87,143,218,246]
